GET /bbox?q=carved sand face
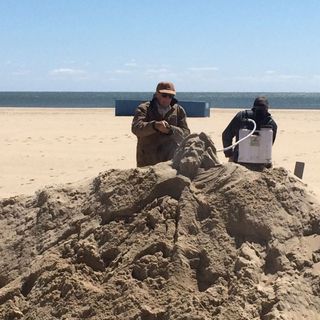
[172,132,220,179]
[182,137,205,159]
[174,135,206,179]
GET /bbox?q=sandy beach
[1,108,320,319]
[0,107,319,199]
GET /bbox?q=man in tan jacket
[132,82,190,167]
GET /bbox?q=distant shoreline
[0,106,320,110]
[0,92,319,109]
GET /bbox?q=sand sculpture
[0,132,319,319]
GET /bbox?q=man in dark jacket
[222,96,277,163]
[132,82,190,167]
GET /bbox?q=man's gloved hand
[154,120,171,134]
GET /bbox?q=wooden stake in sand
[294,161,305,179]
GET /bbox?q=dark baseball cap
[156,82,176,95]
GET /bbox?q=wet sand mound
[0,133,319,320]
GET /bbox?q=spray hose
[217,118,257,152]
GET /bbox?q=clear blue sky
[1,0,319,92]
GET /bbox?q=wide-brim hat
[156,82,176,95]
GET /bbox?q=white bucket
[238,128,273,164]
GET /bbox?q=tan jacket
[131,98,190,167]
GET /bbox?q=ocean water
[0,92,319,109]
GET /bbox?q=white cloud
[49,68,86,76]
[188,67,219,72]
[124,62,137,67]
[145,68,169,74]
[62,60,76,65]
[114,69,131,74]
[277,74,304,80]
[233,73,305,82]
[265,70,276,75]
[11,70,30,76]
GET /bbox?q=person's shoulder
[136,100,151,111]
[138,100,151,108]
[173,101,186,112]
[175,103,188,117]
[236,109,252,118]
[268,114,277,124]
[265,111,275,119]
[175,103,185,110]
[133,101,152,116]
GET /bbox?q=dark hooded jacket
[131,97,190,167]
[222,108,277,162]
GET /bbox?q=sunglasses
[161,93,174,99]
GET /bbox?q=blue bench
[115,99,210,117]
